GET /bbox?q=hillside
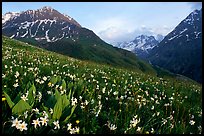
[2,36,202,134]
[2,6,156,73]
[147,9,202,83]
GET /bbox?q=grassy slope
[2,36,202,134]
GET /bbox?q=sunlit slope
[2,36,202,134]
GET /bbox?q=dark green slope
[4,35,198,84]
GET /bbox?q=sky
[2,2,202,44]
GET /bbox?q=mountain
[114,35,160,59]
[2,7,144,71]
[2,6,157,74]
[155,34,164,42]
[147,9,202,83]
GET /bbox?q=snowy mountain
[2,6,81,43]
[147,9,202,83]
[114,35,160,59]
[2,6,154,72]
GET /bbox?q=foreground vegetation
[2,36,202,134]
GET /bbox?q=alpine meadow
[2,3,202,134]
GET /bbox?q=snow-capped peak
[41,6,53,10]
[2,12,20,24]
[63,13,72,20]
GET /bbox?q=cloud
[98,25,172,44]
[187,2,202,10]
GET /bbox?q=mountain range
[114,35,163,59]
[147,9,202,83]
[113,9,202,83]
[2,6,157,75]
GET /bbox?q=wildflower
[21,95,28,101]
[189,120,195,125]
[137,126,142,132]
[49,108,53,114]
[113,92,118,95]
[55,85,59,89]
[145,131,149,134]
[70,128,76,134]
[79,96,82,100]
[32,108,39,114]
[24,111,28,119]
[40,117,49,126]
[35,78,40,83]
[48,82,52,87]
[76,120,80,124]
[2,97,6,101]
[75,127,80,134]
[47,91,52,94]
[18,121,28,131]
[130,115,140,128]
[151,128,154,133]
[43,76,47,81]
[32,118,41,129]
[67,123,72,131]
[71,97,77,106]
[37,92,42,102]
[107,121,117,131]
[43,111,48,118]
[162,118,167,125]
[53,120,60,129]
[13,83,19,88]
[11,118,22,129]
[102,87,106,93]
[85,100,89,105]
[15,71,20,78]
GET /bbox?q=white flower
[130,118,140,128]
[162,118,167,125]
[32,118,41,129]
[113,92,118,95]
[35,78,40,83]
[70,128,76,134]
[11,118,22,129]
[37,92,42,102]
[49,108,53,114]
[189,120,195,125]
[67,123,72,131]
[15,71,20,78]
[32,108,39,114]
[71,97,77,106]
[53,120,60,129]
[21,95,28,101]
[18,121,28,131]
[24,111,28,119]
[47,91,52,94]
[151,128,154,133]
[151,105,154,110]
[43,111,48,118]
[40,117,49,126]
[43,76,47,81]
[59,86,63,90]
[137,126,142,132]
[13,83,19,88]
[85,100,89,105]
[110,124,117,130]
[75,127,80,133]
[102,87,106,93]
